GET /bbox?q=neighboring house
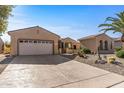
[0,38,4,53]
[114,38,123,48]
[60,37,80,54]
[78,33,114,54]
[8,26,61,56]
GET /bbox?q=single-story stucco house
[8,26,80,56]
[60,37,80,54]
[0,37,4,53]
[114,38,124,48]
[78,33,114,54]
[8,26,61,56]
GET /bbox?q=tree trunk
[121,33,124,42]
[121,33,124,49]
[97,46,102,60]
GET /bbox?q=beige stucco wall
[62,38,80,49]
[65,43,80,54]
[76,42,81,49]
[61,38,80,54]
[8,27,60,55]
[80,38,97,52]
[79,34,114,53]
[96,34,114,50]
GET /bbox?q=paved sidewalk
[0,55,124,88]
[110,81,124,88]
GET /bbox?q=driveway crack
[51,72,110,88]
[107,80,124,88]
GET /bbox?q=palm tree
[98,11,124,42]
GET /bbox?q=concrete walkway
[0,55,124,88]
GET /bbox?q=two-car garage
[18,39,53,55]
[8,26,60,56]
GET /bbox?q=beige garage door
[18,40,53,55]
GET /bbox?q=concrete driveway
[0,55,124,88]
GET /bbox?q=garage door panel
[19,40,53,55]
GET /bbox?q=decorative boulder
[95,60,107,64]
[111,61,122,65]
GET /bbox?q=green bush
[115,47,122,52]
[79,47,91,54]
[78,49,85,57]
[116,50,124,58]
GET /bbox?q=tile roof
[113,38,121,41]
[8,26,60,37]
[61,37,79,43]
[78,33,104,41]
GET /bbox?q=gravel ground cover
[61,54,124,76]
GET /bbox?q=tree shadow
[61,54,78,60]
[0,56,14,74]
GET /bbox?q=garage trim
[17,39,54,55]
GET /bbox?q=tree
[0,5,14,35]
[98,11,124,42]
[5,41,10,48]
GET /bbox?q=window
[20,40,23,43]
[29,40,32,43]
[38,40,41,43]
[24,40,28,43]
[65,42,72,49]
[34,40,37,43]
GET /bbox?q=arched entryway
[104,40,108,50]
[99,40,103,50]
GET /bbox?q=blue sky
[2,5,124,42]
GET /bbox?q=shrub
[78,49,84,57]
[78,49,87,58]
[4,42,11,54]
[107,56,116,63]
[82,48,91,54]
[4,46,11,54]
[115,47,122,52]
[78,47,91,57]
[116,50,124,58]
